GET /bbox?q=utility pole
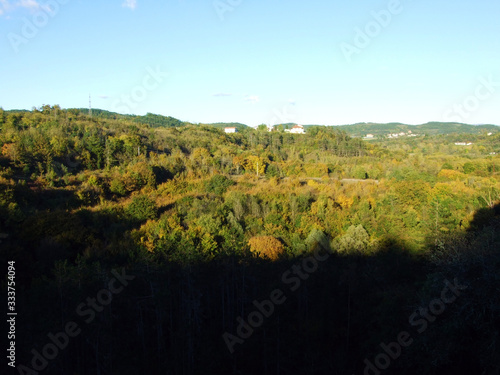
[89,94,92,119]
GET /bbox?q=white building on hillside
[289,124,305,134]
[224,127,237,133]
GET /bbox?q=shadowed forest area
[1,107,499,374]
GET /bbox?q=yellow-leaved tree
[243,155,267,177]
[248,236,284,260]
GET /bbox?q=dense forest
[1,105,499,375]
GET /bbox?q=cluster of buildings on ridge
[386,130,417,139]
[224,124,306,134]
[362,131,417,140]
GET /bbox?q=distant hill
[297,122,499,137]
[3,108,497,136]
[70,109,185,128]
[134,113,184,128]
[71,109,250,130]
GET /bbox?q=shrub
[126,195,157,221]
[205,174,235,195]
[463,162,476,174]
[110,178,127,196]
[437,169,465,181]
[304,163,329,178]
[266,163,280,178]
[123,162,156,192]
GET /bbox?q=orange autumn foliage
[248,235,284,261]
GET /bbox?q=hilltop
[3,108,498,137]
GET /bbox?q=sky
[0,0,499,127]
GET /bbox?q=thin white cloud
[17,0,40,10]
[0,0,46,15]
[0,0,14,15]
[122,0,137,10]
[0,0,9,14]
[245,95,260,103]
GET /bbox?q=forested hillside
[1,106,499,375]
[306,122,500,138]
[7,108,498,137]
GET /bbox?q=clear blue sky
[1,0,499,126]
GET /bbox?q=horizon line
[1,106,499,128]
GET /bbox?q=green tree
[463,162,475,174]
[334,225,370,253]
[205,174,235,195]
[126,195,157,221]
